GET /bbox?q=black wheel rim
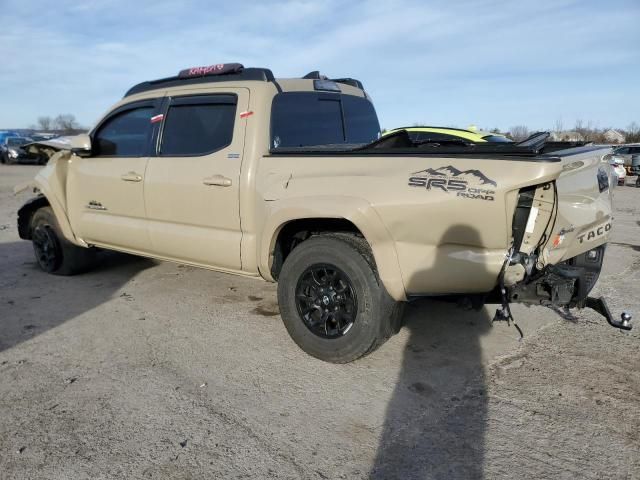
[295,264,358,339]
[32,225,61,272]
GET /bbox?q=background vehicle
[611,144,640,172]
[0,136,46,164]
[629,154,640,187]
[0,130,19,145]
[383,126,513,144]
[16,64,629,363]
[30,133,59,142]
[610,156,627,185]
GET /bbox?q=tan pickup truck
[17,63,631,363]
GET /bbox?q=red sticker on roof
[178,63,244,78]
[150,114,164,123]
[239,111,254,119]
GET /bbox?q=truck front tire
[277,234,403,363]
[30,207,95,275]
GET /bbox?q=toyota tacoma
[16,63,631,363]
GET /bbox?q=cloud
[0,0,638,130]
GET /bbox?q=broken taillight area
[503,182,556,288]
[597,166,609,193]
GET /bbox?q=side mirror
[71,133,92,157]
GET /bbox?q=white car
[610,156,626,186]
[611,145,640,167]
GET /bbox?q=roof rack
[332,78,364,90]
[124,64,277,97]
[302,71,327,80]
[301,71,365,90]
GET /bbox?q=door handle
[203,175,232,187]
[121,172,143,182]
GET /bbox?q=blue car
[0,131,19,144]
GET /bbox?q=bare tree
[508,125,530,141]
[626,122,640,143]
[553,117,563,133]
[574,119,600,141]
[37,116,53,131]
[53,114,79,134]
[574,119,591,141]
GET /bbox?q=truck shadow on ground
[371,299,493,479]
[0,241,153,354]
[371,225,496,479]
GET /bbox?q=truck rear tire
[30,206,95,275]
[277,234,403,363]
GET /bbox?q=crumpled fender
[259,196,407,301]
[18,150,86,247]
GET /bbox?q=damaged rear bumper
[507,245,632,330]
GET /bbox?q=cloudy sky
[1,0,638,131]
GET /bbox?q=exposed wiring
[533,182,559,256]
[493,245,524,340]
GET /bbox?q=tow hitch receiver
[585,297,633,331]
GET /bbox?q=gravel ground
[0,164,638,479]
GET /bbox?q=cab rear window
[270,92,380,149]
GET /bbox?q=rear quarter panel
[255,154,564,296]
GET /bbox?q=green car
[383,126,512,144]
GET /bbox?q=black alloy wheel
[32,224,62,272]
[277,234,403,363]
[295,263,358,339]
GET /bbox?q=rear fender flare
[260,196,407,301]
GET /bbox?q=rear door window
[160,95,237,156]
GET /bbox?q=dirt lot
[0,164,638,479]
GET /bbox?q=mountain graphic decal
[411,165,497,187]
